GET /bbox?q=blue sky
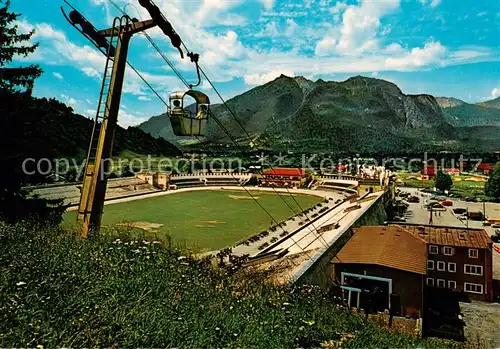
[11,0,500,127]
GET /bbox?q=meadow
[395,173,487,199]
[64,189,323,251]
[0,222,455,348]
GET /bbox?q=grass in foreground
[0,223,453,348]
[64,190,323,251]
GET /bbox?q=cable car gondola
[169,90,209,136]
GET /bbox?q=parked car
[441,200,453,206]
[492,223,500,228]
[453,208,467,215]
[407,196,420,203]
[427,203,446,211]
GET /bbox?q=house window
[448,262,456,273]
[443,246,454,256]
[426,278,434,286]
[464,283,483,294]
[429,245,439,254]
[437,279,445,288]
[437,261,446,271]
[448,280,457,289]
[427,260,435,270]
[469,249,479,258]
[464,264,483,276]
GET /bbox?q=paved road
[397,187,500,279]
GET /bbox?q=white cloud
[82,67,101,78]
[260,0,276,10]
[194,0,244,27]
[118,109,149,128]
[138,96,152,101]
[53,72,63,80]
[419,0,441,7]
[492,88,500,98]
[317,0,400,56]
[330,1,348,21]
[385,41,446,71]
[256,21,280,37]
[285,19,299,37]
[244,69,295,85]
[315,36,337,56]
[385,43,404,53]
[60,94,78,107]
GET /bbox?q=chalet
[333,226,427,318]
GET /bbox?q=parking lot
[395,187,500,237]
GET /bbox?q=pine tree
[435,170,453,192]
[0,0,42,93]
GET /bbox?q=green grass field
[64,190,323,251]
[395,172,487,199]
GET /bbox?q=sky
[10,0,500,127]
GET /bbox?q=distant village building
[259,168,306,188]
[136,171,153,185]
[420,167,436,180]
[477,163,495,175]
[153,172,170,190]
[443,168,461,176]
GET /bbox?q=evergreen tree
[485,164,500,200]
[0,0,42,93]
[435,170,453,192]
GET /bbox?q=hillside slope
[437,97,500,127]
[0,91,181,163]
[478,96,500,109]
[139,75,498,152]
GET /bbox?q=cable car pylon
[62,5,157,238]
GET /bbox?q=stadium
[45,170,357,252]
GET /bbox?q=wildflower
[152,241,161,245]
[16,282,26,286]
[36,345,43,349]
[177,256,187,260]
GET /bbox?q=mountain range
[138,75,500,153]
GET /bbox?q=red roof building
[477,163,495,174]
[262,168,305,177]
[260,168,306,188]
[444,168,461,175]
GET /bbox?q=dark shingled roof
[393,224,492,249]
